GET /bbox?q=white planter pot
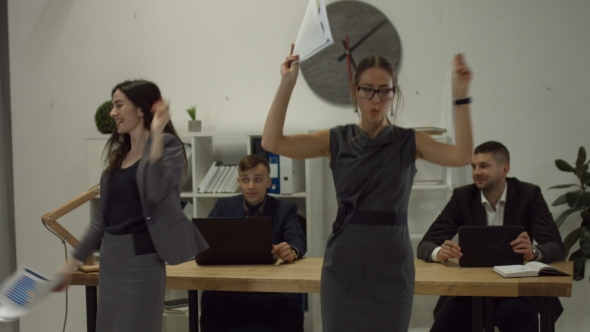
[188,120,201,132]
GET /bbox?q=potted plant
[94,100,115,134]
[549,146,590,282]
[187,105,201,132]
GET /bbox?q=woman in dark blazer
[55,80,208,332]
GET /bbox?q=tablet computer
[458,225,524,267]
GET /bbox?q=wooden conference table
[71,258,573,332]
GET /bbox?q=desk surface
[70,258,573,297]
[414,259,573,297]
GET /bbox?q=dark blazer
[74,133,209,265]
[417,177,564,319]
[208,195,307,256]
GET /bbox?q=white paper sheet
[0,266,62,322]
[293,0,333,63]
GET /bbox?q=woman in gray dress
[262,45,473,331]
[54,80,208,332]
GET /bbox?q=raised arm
[262,44,330,160]
[416,54,473,167]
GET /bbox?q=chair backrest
[200,291,306,332]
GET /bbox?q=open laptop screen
[458,225,524,267]
[192,217,277,265]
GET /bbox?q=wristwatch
[532,246,540,261]
[291,248,299,260]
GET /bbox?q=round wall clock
[299,1,402,105]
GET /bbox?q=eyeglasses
[356,86,395,100]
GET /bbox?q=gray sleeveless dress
[321,125,416,331]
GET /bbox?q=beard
[473,175,503,192]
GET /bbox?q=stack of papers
[0,266,62,322]
[293,0,333,63]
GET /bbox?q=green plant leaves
[576,146,587,167]
[551,193,567,207]
[94,100,115,134]
[555,159,575,173]
[548,184,579,190]
[581,221,590,258]
[566,190,582,207]
[555,208,577,228]
[553,147,590,282]
[576,163,589,178]
[186,106,197,120]
[564,191,590,210]
[563,227,582,258]
[569,249,588,281]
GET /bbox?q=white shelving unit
[86,131,327,332]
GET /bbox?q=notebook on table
[458,225,524,267]
[192,217,277,265]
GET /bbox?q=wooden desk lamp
[41,185,100,273]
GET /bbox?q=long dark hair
[103,80,187,174]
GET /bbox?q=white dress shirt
[430,183,541,262]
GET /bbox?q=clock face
[300,1,401,105]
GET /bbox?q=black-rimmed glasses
[356,86,395,100]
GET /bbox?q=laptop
[192,217,277,265]
[458,225,524,267]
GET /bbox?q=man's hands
[272,242,297,263]
[511,231,536,261]
[437,240,463,262]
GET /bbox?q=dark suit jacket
[74,133,209,265]
[208,195,307,256]
[417,177,565,319]
[207,194,307,303]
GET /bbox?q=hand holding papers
[293,0,333,63]
[0,266,63,322]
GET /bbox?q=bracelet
[454,97,471,105]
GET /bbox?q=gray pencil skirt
[96,232,165,332]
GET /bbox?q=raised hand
[452,53,472,100]
[280,44,300,82]
[150,99,170,135]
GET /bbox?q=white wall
[8,0,590,331]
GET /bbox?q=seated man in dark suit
[417,141,564,332]
[199,154,307,332]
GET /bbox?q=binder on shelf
[250,137,268,159]
[267,152,280,194]
[198,161,220,193]
[206,164,225,193]
[223,166,239,193]
[217,165,235,193]
[212,166,231,193]
[279,155,305,194]
[203,164,221,193]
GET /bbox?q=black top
[104,161,146,235]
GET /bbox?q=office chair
[200,290,306,332]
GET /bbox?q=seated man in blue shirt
[199,154,307,332]
[417,141,564,332]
